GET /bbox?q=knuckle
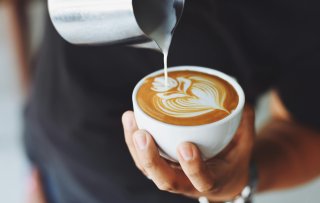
[142,170,149,178]
[187,167,202,179]
[124,136,132,146]
[157,181,177,192]
[196,183,215,193]
[135,163,143,171]
[157,183,171,191]
[135,164,148,176]
[141,158,156,170]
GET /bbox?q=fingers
[177,143,216,193]
[123,111,195,194]
[123,111,214,195]
[122,111,143,171]
[133,130,192,193]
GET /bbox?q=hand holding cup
[122,105,255,201]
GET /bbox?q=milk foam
[151,75,229,118]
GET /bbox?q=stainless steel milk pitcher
[48,0,184,50]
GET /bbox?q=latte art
[152,76,229,118]
[137,71,239,126]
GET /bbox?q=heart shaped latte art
[151,76,229,118]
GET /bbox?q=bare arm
[6,0,30,92]
[122,90,320,201]
[255,91,320,192]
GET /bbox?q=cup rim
[132,66,245,128]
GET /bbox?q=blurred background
[0,1,319,203]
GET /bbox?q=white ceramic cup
[132,66,245,161]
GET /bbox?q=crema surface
[137,71,239,125]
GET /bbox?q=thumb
[177,142,216,193]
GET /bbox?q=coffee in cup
[137,70,239,126]
[133,66,245,161]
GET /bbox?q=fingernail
[134,131,147,150]
[179,145,194,161]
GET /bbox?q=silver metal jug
[48,0,184,50]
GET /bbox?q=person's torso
[25,0,320,202]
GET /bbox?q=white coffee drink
[137,70,239,126]
[133,66,245,161]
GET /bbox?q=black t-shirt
[25,1,320,203]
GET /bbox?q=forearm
[254,119,320,192]
[7,0,30,91]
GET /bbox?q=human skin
[6,0,30,92]
[8,0,320,201]
[122,92,320,202]
[8,1,43,202]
